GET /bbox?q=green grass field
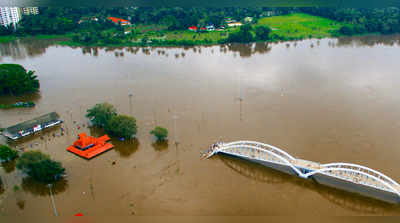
[257,13,349,39]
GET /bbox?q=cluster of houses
[78,16,132,26]
[188,25,217,32]
[187,17,254,32]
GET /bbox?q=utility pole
[172,114,179,145]
[128,92,133,116]
[48,184,58,216]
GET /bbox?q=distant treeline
[0,7,291,36]
[300,7,400,35]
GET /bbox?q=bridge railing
[218,144,305,178]
[321,163,399,187]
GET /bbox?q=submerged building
[2,112,63,140]
[67,133,114,159]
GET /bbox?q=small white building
[227,22,243,27]
[244,17,253,23]
[206,25,215,31]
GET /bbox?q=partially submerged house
[67,133,114,159]
[2,112,63,140]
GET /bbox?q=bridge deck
[294,159,320,170]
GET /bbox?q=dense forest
[300,7,400,35]
[1,7,400,45]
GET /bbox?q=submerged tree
[0,64,40,95]
[0,145,18,162]
[86,102,117,127]
[150,126,168,142]
[105,114,137,139]
[16,151,65,184]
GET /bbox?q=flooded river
[1,35,400,216]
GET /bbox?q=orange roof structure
[107,17,131,25]
[67,133,114,159]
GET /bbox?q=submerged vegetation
[150,126,168,142]
[86,102,117,127]
[16,151,65,184]
[0,102,35,109]
[105,115,137,139]
[0,64,40,96]
[0,145,19,162]
[86,103,137,139]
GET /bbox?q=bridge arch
[304,167,400,196]
[320,163,399,186]
[222,141,296,162]
[217,143,305,177]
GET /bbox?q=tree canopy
[0,64,40,95]
[105,114,137,139]
[255,26,272,40]
[227,24,254,43]
[16,151,65,184]
[86,103,117,127]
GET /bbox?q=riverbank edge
[0,32,386,48]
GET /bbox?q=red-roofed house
[188,26,197,31]
[108,17,131,25]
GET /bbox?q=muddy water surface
[1,35,400,216]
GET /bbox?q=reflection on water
[219,154,400,214]
[0,38,62,60]
[151,140,169,151]
[1,34,399,60]
[0,92,41,106]
[21,177,68,197]
[16,200,25,210]
[336,34,400,47]
[1,160,16,174]
[219,155,289,184]
[113,138,140,158]
[0,179,4,195]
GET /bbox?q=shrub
[0,145,18,162]
[150,126,168,141]
[16,151,65,184]
[339,25,354,35]
[105,114,137,139]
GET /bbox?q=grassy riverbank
[0,36,17,43]
[258,13,345,39]
[1,13,353,47]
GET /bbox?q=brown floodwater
[1,35,400,217]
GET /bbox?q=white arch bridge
[207,141,400,203]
